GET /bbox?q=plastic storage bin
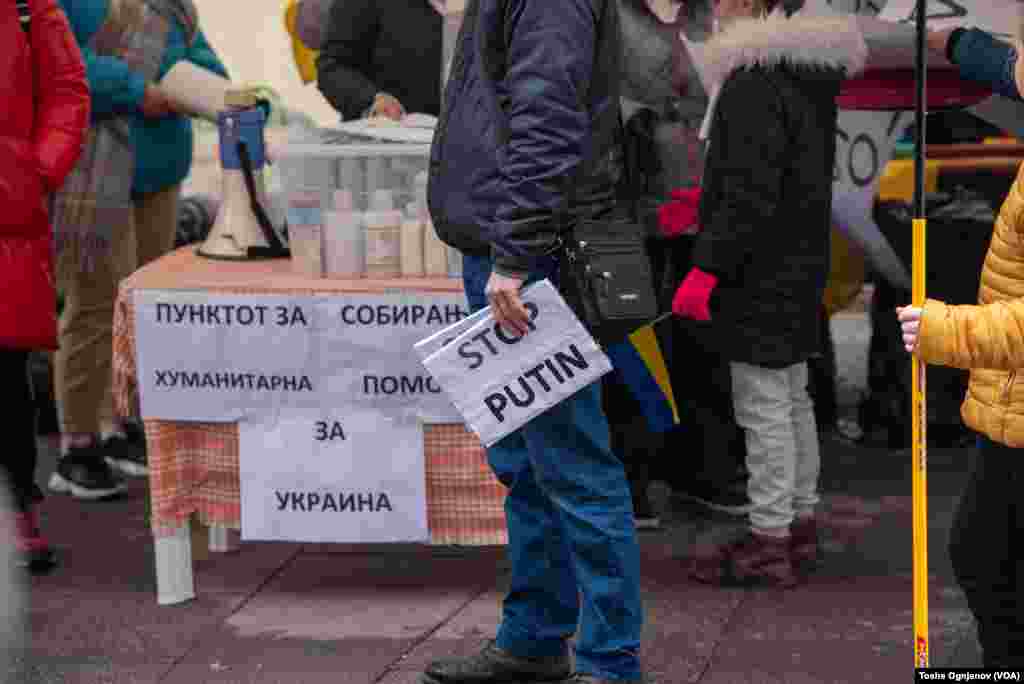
[276,130,433,279]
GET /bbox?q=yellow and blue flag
[604,314,679,433]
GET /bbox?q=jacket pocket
[0,137,46,237]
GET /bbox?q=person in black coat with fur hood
[672,0,867,587]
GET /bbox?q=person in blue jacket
[49,0,228,501]
[423,0,646,682]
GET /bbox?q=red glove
[672,267,717,322]
[657,187,701,238]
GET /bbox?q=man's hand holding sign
[485,271,531,337]
[417,280,613,447]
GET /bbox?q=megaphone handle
[236,140,290,258]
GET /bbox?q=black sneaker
[421,640,571,683]
[672,481,752,516]
[48,446,127,500]
[102,433,148,478]
[123,420,146,445]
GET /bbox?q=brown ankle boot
[790,517,821,569]
[690,532,798,588]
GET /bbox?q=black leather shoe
[421,640,571,683]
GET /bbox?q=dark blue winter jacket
[427,0,624,277]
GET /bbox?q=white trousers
[730,361,821,533]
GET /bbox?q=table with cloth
[112,247,508,606]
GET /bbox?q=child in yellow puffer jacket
[898,26,1024,669]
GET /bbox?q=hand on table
[369,93,406,121]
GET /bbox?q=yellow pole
[912,216,929,668]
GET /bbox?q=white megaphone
[196,88,289,260]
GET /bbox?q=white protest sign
[238,409,428,543]
[412,283,550,365]
[413,303,491,365]
[134,289,470,423]
[420,279,612,447]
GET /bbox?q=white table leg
[208,524,238,553]
[154,524,195,606]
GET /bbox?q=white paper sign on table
[134,289,470,423]
[238,408,428,543]
[133,290,324,422]
[314,292,469,423]
[420,279,612,447]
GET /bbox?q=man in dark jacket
[672,0,867,586]
[316,0,442,120]
[423,1,645,683]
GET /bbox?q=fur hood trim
[703,13,868,86]
[697,12,867,141]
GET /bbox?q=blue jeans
[462,253,644,680]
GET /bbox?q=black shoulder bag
[556,1,660,346]
[558,133,661,346]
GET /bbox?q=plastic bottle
[414,171,429,217]
[323,189,364,277]
[423,217,450,277]
[400,203,425,278]
[287,191,323,277]
[363,190,402,278]
[263,160,287,233]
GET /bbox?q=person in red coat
[0,0,90,571]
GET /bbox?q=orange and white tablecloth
[112,247,508,546]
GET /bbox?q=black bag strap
[16,0,30,33]
[236,140,291,259]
